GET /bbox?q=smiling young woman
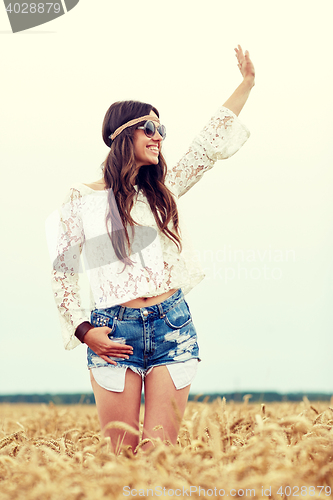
[50,45,255,453]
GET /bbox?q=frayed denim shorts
[87,289,200,392]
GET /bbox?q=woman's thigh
[142,365,190,447]
[90,369,142,453]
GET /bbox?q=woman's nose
[153,130,163,141]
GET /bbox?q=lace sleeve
[48,186,91,350]
[165,106,250,197]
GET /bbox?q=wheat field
[0,398,332,499]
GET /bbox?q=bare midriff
[119,288,178,308]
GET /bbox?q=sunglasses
[137,120,166,140]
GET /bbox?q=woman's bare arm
[222,45,255,116]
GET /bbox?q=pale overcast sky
[1,0,332,395]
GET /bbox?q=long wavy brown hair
[101,100,182,266]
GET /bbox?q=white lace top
[48,106,250,349]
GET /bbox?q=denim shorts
[87,289,200,392]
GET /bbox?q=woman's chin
[145,158,159,166]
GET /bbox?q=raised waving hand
[234,44,255,86]
[222,45,255,116]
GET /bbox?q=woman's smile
[146,144,160,155]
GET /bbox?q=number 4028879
[5,3,61,14]
[276,485,331,497]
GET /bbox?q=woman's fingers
[234,45,255,82]
[100,355,117,366]
[235,44,244,61]
[99,345,134,365]
[101,345,133,358]
[84,326,134,360]
[95,347,132,362]
[103,346,132,356]
[99,327,134,352]
[107,346,133,355]
[99,336,133,358]
[108,340,133,351]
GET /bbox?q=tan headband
[109,115,160,142]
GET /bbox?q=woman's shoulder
[63,179,107,199]
[81,178,106,191]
